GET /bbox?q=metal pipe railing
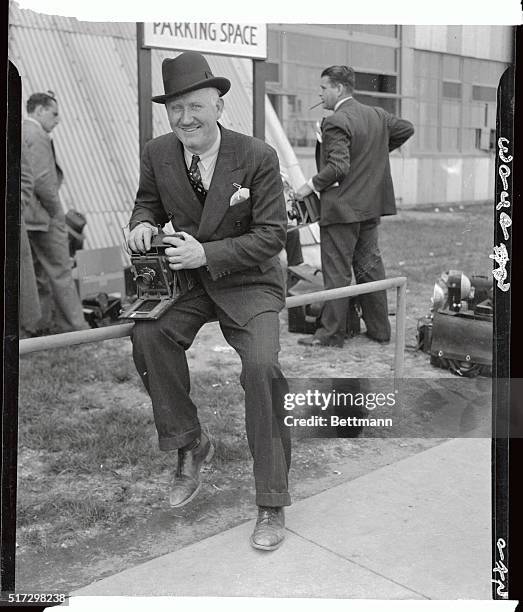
[19,277,407,376]
[19,322,135,355]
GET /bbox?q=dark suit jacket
[129,125,287,326]
[22,118,64,231]
[312,98,414,225]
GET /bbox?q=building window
[354,71,399,114]
[475,127,496,151]
[267,25,402,147]
[413,50,507,154]
[472,85,497,102]
[288,95,301,114]
[356,95,398,115]
[442,81,462,99]
[355,72,397,94]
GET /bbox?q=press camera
[281,175,320,229]
[119,233,196,321]
[286,193,321,229]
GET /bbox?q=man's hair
[26,91,57,114]
[321,66,355,91]
[167,86,222,105]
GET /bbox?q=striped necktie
[188,155,207,203]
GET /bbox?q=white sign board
[143,22,267,59]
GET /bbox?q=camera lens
[136,267,156,290]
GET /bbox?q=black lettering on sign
[217,23,258,45]
[161,22,174,36]
[196,23,217,42]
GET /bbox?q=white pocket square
[230,187,250,206]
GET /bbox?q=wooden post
[136,23,153,155]
[252,59,264,139]
[252,60,279,140]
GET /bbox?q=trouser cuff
[256,491,292,507]
[158,426,201,451]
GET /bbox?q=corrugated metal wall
[9,4,292,256]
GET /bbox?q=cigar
[309,101,323,110]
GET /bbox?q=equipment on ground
[82,292,121,327]
[287,263,361,337]
[417,270,492,377]
[65,209,87,257]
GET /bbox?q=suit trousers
[28,215,87,332]
[131,287,291,508]
[315,219,390,345]
[20,217,42,335]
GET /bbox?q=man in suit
[127,52,290,551]
[296,65,414,347]
[23,92,87,333]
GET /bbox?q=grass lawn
[16,204,494,592]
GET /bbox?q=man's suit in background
[312,98,414,345]
[23,118,86,332]
[129,125,291,507]
[19,142,42,336]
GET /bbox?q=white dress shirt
[183,129,221,191]
[334,96,353,111]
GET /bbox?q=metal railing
[19,277,407,376]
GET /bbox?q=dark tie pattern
[187,155,207,203]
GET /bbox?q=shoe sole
[249,534,285,551]
[169,442,215,508]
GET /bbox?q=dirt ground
[16,312,463,594]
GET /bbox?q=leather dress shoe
[250,506,285,551]
[169,432,214,507]
[297,336,344,348]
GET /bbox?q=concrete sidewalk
[73,438,491,600]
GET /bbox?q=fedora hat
[151,51,231,104]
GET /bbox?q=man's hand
[163,232,207,270]
[128,222,159,253]
[296,182,314,200]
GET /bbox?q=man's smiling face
[166,87,223,154]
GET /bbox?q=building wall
[8,5,515,254]
[266,24,402,147]
[266,24,514,207]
